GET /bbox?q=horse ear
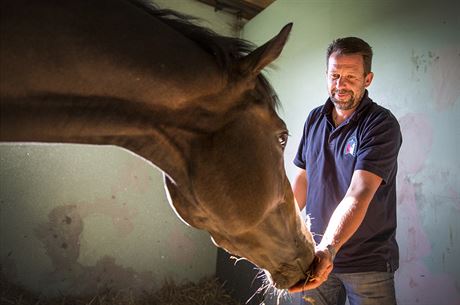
[238,23,293,76]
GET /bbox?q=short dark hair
[326,37,373,74]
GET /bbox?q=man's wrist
[317,242,338,261]
[326,244,337,261]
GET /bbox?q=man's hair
[326,37,373,74]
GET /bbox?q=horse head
[163,24,315,290]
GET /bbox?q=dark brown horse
[0,0,315,290]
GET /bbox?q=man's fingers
[288,269,331,293]
[317,264,332,280]
[313,252,333,277]
[288,250,335,294]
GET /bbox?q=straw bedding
[0,276,243,305]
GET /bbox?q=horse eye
[278,132,288,149]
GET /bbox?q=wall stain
[35,206,82,270]
[34,205,155,296]
[411,49,439,75]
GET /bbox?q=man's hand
[288,247,334,293]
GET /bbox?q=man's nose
[336,76,347,88]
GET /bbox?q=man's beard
[330,89,361,110]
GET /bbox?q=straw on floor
[0,276,243,305]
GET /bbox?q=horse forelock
[126,0,280,111]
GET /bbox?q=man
[289,37,402,305]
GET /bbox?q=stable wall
[0,144,215,296]
[241,0,459,304]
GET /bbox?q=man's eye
[329,74,339,80]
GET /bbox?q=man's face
[327,52,373,111]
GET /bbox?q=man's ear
[365,72,374,87]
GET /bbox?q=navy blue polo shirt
[294,91,402,273]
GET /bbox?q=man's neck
[332,107,356,127]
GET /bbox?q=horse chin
[264,268,307,290]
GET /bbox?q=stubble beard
[330,89,363,111]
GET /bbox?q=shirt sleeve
[355,110,402,184]
[293,118,309,169]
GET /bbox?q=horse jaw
[165,168,315,290]
[177,102,315,289]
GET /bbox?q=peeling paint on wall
[411,49,440,74]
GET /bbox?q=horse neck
[0,0,250,189]
[0,95,198,188]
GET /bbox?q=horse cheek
[190,133,273,234]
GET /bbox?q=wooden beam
[243,0,275,10]
[196,0,275,20]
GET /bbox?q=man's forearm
[319,169,382,253]
[318,195,369,252]
[293,169,307,211]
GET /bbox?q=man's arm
[292,169,308,211]
[289,169,382,292]
[318,169,382,253]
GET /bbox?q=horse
[0,0,315,290]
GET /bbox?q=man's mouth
[335,90,351,98]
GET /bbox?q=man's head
[326,37,374,111]
[327,37,373,74]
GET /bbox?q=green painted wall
[242,0,459,304]
[0,144,216,296]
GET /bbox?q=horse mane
[126,0,280,110]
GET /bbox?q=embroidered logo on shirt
[344,136,357,156]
